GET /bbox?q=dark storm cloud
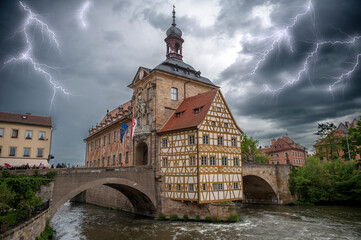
[215,0,361,149]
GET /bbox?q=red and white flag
[130,117,137,139]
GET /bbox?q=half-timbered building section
[158,89,243,203]
[159,129,198,201]
[197,91,243,203]
[85,101,132,168]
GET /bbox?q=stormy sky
[0,0,360,165]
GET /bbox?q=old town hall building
[85,9,243,204]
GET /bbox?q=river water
[51,202,361,240]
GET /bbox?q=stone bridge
[9,166,158,218]
[7,164,295,218]
[242,163,295,204]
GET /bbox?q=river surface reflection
[51,202,361,240]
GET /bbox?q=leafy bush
[0,171,53,223]
[228,214,239,222]
[205,216,212,222]
[45,171,57,179]
[183,214,189,222]
[157,213,166,221]
[169,214,179,221]
[195,215,201,222]
[289,157,361,204]
[36,220,55,240]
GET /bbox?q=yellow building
[0,112,52,167]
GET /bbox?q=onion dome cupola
[165,5,184,61]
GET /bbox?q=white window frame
[162,158,167,167]
[38,131,45,140]
[25,130,33,139]
[9,147,16,156]
[210,156,216,166]
[203,135,209,145]
[162,138,167,148]
[189,184,194,192]
[189,135,195,145]
[232,138,237,147]
[234,157,239,166]
[218,136,223,146]
[171,87,178,101]
[222,157,227,166]
[12,129,18,138]
[201,156,207,166]
[37,148,43,157]
[189,156,196,166]
[24,147,31,157]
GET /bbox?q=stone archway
[50,178,157,218]
[243,175,279,204]
[135,142,148,166]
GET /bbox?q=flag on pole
[120,123,128,143]
[130,117,137,139]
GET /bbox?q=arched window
[175,43,180,53]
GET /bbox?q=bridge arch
[242,175,279,204]
[51,177,156,217]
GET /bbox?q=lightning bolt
[4,1,70,114]
[244,0,313,77]
[263,36,361,95]
[242,0,361,96]
[77,1,92,29]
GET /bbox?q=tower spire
[172,4,176,27]
[165,5,184,60]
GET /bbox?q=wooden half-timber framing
[159,90,243,203]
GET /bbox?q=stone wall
[160,198,237,221]
[81,185,133,212]
[36,182,54,203]
[0,210,49,240]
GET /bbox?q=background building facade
[0,112,52,167]
[262,136,306,166]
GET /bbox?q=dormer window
[193,106,203,114]
[175,112,183,118]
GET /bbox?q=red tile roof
[0,112,52,127]
[100,101,131,125]
[158,89,218,133]
[267,136,305,153]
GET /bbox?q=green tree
[0,182,15,213]
[315,122,343,161]
[241,135,268,163]
[343,120,361,162]
[289,156,361,204]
